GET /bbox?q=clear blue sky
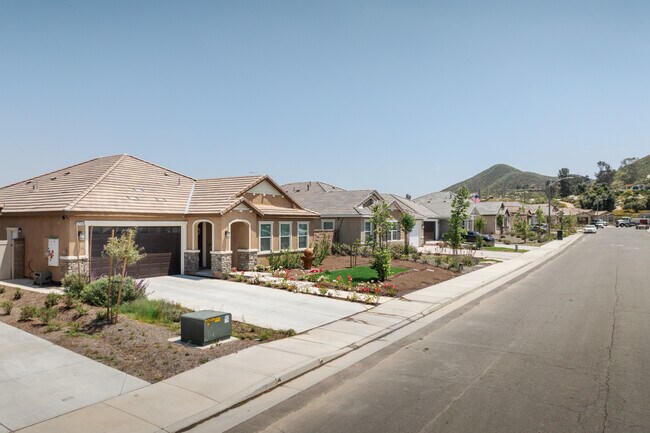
[1,1,649,197]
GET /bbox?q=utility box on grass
[180,310,232,346]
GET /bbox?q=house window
[388,222,400,241]
[280,222,291,250]
[364,220,374,243]
[259,222,272,252]
[298,222,309,249]
[322,220,335,231]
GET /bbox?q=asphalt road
[223,228,650,433]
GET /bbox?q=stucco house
[0,155,319,282]
[282,184,440,246]
[470,202,509,235]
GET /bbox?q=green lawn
[482,246,528,253]
[324,266,407,286]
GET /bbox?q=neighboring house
[524,204,560,224]
[503,201,526,230]
[414,192,454,239]
[381,194,440,245]
[0,155,319,282]
[280,188,383,245]
[470,202,509,235]
[283,185,440,246]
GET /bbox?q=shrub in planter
[80,276,148,307]
[44,293,61,309]
[19,304,37,321]
[1,300,13,315]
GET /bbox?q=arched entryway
[229,220,256,270]
[192,220,214,270]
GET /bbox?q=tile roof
[381,194,440,220]
[0,155,316,217]
[282,181,345,193]
[472,202,505,216]
[414,192,457,219]
[288,190,381,217]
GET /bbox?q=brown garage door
[90,226,181,278]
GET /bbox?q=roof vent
[164,172,169,176]
[132,187,145,192]
[63,171,70,176]
[50,176,57,181]
[126,196,140,201]
[155,198,167,202]
[25,181,32,185]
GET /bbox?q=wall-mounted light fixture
[78,231,85,241]
[225,230,231,239]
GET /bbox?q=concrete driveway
[146,275,371,333]
[0,322,147,432]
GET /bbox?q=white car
[584,225,597,233]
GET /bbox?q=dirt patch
[293,256,464,295]
[0,287,290,383]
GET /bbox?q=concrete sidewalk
[15,234,582,433]
[0,322,148,432]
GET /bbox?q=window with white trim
[259,222,272,252]
[322,219,335,231]
[364,220,374,243]
[298,222,309,249]
[388,222,400,241]
[280,222,292,250]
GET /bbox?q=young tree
[496,214,505,236]
[446,186,470,255]
[514,209,531,243]
[535,207,545,226]
[369,202,392,248]
[399,212,416,255]
[473,216,486,249]
[619,157,639,185]
[103,228,145,323]
[558,168,572,197]
[369,203,392,281]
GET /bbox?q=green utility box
[180,310,232,346]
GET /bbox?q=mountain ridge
[442,164,556,195]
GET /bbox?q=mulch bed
[0,287,290,383]
[288,255,462,295]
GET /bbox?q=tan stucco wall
[0,214,72,281]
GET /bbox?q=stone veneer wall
[184,251,200,275]
[211,251,232,278]
[59,256,89,278]
[237,249,258,271]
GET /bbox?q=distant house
[470,202,509,235]
[283,184,440,246]
[415,192,455,239]
[0,155,319,282]
[524,204,561,224]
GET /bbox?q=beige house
[469,202,509,235]
[0,155,318,282]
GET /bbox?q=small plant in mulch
[1,300,14,315]
[0,286,5,294]
[74,304,89,319]
[44,322,62,333]
[44,293,62,308]
[13,288,22,301]
[37,307,58,324]
[62,295,75,309]
[19,305,37,321]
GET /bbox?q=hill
[612,154,650,189]
[443,164,555,195]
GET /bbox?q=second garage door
[90,226,181,278]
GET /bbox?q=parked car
[584,225,597,233]
[594,221,604,229]
[530,223,549,233]
[463,231,495,246]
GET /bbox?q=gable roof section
[473,202,505,216]
[381,194,440,220]
[289,190,381,217]
[414,192,457,219]
[0,154,196,214]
